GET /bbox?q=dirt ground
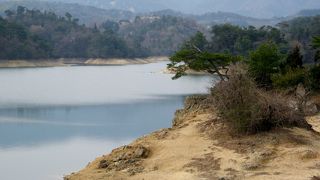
[65,96,320,180]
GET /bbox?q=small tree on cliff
[168,32,240,81]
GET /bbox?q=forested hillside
[0,7,131,59]
[0,1,135,26]
[0,6,203,60]
[118,16,201,55]
[279,15,320,63]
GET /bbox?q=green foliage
[118,15,201,56]
[168,31,242,80]
[248,42,282,87]
[101,20,120,33]
[210,24,286,55]
[313,36,320,49]
[308,65,320,90]
[285,45,303,69]
[169,38,240,80]
[0,7,132,60]
[315,50,320,63]
[272,69,306,88]
[313,36,320,63]
[279,16,320,64]
[182,31,208,51]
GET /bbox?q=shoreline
[65,95,320,180]
[0,56,169,68]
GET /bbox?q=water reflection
[0,96,185,148]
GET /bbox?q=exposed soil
[65,96,320,180]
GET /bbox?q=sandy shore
[0,56,169,68]
[65,96,320,180]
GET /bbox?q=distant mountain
[24,0,320,19]
[144,8,320,27]
[143,10,285,27]
[0,1,135,26]
[296,9,320,17]
[1,1,320,28]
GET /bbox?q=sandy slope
[65,96,320,180]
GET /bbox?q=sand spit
[0,56,168,68]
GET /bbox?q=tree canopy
[0,6,132,60]
[248,42,283,87]
[168,32,241,81]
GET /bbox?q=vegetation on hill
[0,7,133,60]
[0,1,135,26]
[169,19,320,133]
[0,6,205,60]
[210,24,286,55]
[118,15,202,56]
[278,15,320,63]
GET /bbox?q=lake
[0,62,214,180]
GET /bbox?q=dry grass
[211,63,311,134]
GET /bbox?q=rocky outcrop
[97,145,150,176]
[173,95,214,127]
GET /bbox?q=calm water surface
[0,62,214,180]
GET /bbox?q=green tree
[315,51,320,64]
[313,36,320,48]
[16,6,26,16]
[211,24,242,53]
[286,45,303,69]
[65,12,72,22]
[101,20,120,33]
[4,10,14,17]
[248,42,282,87]
[313,36,320,63]
[169,49,239,81]
[182,31,208,51]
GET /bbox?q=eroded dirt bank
[65,96,320,180]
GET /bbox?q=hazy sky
[2,0,320,18]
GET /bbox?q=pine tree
[286,45,303,69]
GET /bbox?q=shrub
[272,69,307,89]
[211,64,311,134]
[308,65,320,90]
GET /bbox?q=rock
[96,145,150,176]
[98,160,109,169]
[242,162,259,170]
[304,101,319,115]
[127,166,144,176]
[172,95,213,127]
[312,176,320,180]
[300,150,318,160]
[157,129,168,139]
[296,84,306,98]
[134,146,149,158]
[242,150,275,170]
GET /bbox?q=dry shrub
[211,63,311,134]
